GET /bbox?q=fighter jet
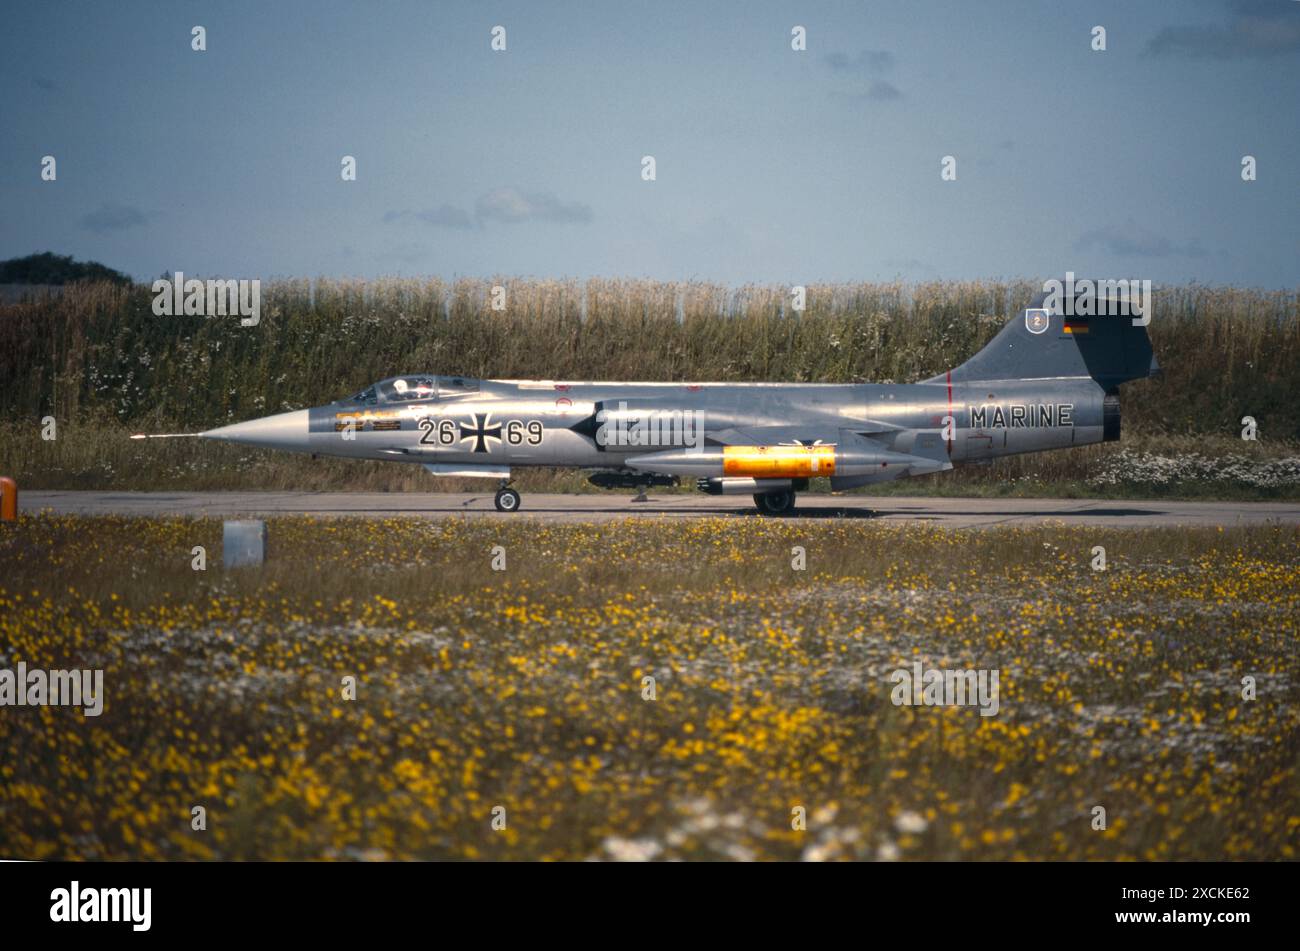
[133,288,1158,515]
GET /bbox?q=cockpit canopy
[376,376,437,403]
[343,376,480,406]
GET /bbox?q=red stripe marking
[946,369,953,457]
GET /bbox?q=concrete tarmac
[18,491,1300,529]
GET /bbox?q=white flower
[602,836,662,862]
[894,810,929,834]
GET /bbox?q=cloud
[474,187,592,225]
[80,202,147,234]
[867,81,902,101]
[823,50,895,74]
[823,49,903,101]
[384,190,593,228]
[1075,226,1207,259]
[383,204,473,229]
[1147,0,1300,59]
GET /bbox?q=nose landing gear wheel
[494,487,521,512]
[753,489,796,516]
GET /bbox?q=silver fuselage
[205,375,1111,475]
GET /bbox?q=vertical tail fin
[931,289,1160,387]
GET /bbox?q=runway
[17,491,1300,528]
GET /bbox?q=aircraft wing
[708,421,902,447]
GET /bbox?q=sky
[2,0,1298,288]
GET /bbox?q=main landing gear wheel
[753,489,796,516]
[494,487,521,512]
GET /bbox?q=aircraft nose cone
[202,409,310,450]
